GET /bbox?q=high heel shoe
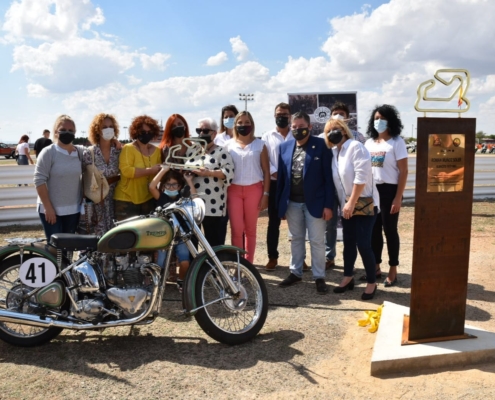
[333,278,355,293]
[361,284,377,300]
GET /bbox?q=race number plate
[19,257,57,288]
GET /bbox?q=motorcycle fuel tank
[98,217,173,253]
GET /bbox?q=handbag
[337,163,375,217]
[83,146,109,204]
[346,196,374,216]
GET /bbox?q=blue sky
[1,0,494,143]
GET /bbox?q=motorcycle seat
[50,233,99,251]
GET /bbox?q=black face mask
[172,126,185,138]
[236,125,252,136]
[200,135,213,144]
[275,116,289,129]
[292,128,309,141]
[327,129,344,145]
[58,131,75,145]
[137,131,153,145]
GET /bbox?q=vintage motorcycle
[0,144,268,347]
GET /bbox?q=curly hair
[159,114,190,149]
[219,105,239,133]
[88,113,120,145]
[129,115,160,140]
[367,104,403,139]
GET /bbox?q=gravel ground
[0,201,494,399]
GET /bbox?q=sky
[0,0,494,143]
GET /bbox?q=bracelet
[263,192,269,196]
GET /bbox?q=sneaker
[325,259,335,270]
[265,258,278,271]
[303,261,310,271]
[315,278,328,294]
[279,273,302,287]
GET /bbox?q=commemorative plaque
[404,69,476,344]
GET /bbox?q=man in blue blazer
[276,111,335,294]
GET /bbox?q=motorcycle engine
[98,252,154,317]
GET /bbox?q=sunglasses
[164,183,179,189]
[196,128,213,135]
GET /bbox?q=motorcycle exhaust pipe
[0,265,161,331]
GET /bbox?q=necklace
[137,143,152,183]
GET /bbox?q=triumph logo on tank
[146,231,167,237]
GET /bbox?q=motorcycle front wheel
[194,253,268,345]
[0,255,64,347]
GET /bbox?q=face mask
[327,130,344,144]
[200,135,213,144]
[331,114,345,121]
[275,116,289,129]
[165,189,179,197]
[223,117,235,129]
[292,127,309,141]
[58,131,75,145]
[172,125,185,138]
[137,131,153,145]
[374,119,388,133]
[101,127,114,141]
[236,125,252,136]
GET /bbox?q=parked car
[0,143,15,159]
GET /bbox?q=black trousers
[266,180,280,259]
[202,215,228,248]
[371,183,400,267]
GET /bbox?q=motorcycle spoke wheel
[0,255,64,346]
[194,255,268,345]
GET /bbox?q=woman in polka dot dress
[185,117,235,247]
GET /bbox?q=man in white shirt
[318,102,366,270]
[261,103,295,270]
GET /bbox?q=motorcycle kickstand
[128,325,141,336]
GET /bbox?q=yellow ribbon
[357,303,384,333]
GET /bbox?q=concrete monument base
[371,301,495,376]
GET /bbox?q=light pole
[239,93,254,111]
[123,126,128,142]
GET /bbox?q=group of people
[30,101,408,300]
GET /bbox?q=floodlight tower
[239,93,254,111]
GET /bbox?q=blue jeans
[286,201,326,279]
[325,192,339,261]
[341,209,377,283]
[39,212,80,242]
[157,242,189,267]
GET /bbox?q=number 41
[25,262,45,284]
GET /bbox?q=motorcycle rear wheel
[194,253,268,345]
[0,255,64,347]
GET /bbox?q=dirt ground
[0,201,495,399]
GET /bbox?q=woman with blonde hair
[82,113,122,235]
[34,115,83,241]
[324,118,380,300]
[224,111,270,263]
[114,115,162,220]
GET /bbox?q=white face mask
[331,114,345,121]
[101,127,115,141]
[374,119,388,134]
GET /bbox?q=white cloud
[127,75,142,85]
[2,0,104,42]
[26,83,49,97]
[140,52,171,71]
[206,51,228,66]
[230,36,249,61]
